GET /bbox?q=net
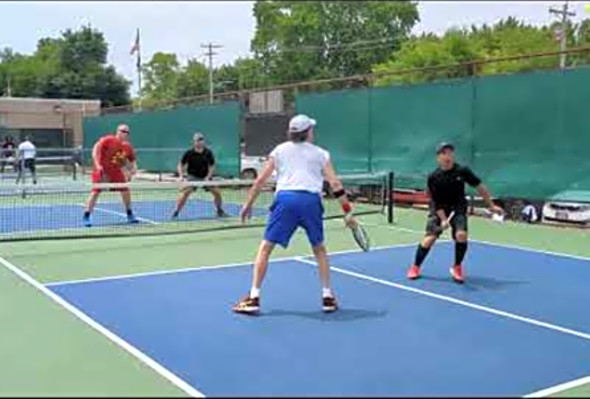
[0,172,392,242]
[0,156,78,184]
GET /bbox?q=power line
[200,42,223,104]
[280,37,399,53]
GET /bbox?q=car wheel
[241,169,257,180]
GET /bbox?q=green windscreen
[295,88,371,174]
[295,66,590,201]
[83,102,240,177]
[369,79,474,191]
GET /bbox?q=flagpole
[136,28,142,111]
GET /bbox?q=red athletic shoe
[407,265,421,280]
[450,264,464,284]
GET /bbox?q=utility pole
[6,75,12,97]
[201,42,223,104]
[550,0,576,69]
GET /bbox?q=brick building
[0,97,101,148]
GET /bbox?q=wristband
[341,202,352,215]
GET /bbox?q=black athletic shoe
[217,209,229,218]
[322,295,339,313]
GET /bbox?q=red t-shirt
[96,135,136,174]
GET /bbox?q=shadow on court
[262,308,388,321]
[420,275,529,292]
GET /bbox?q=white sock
[322,287,333,298]
[250,287,260,298]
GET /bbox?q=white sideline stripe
[44,241,432,287]
[0,256,204,398]
[296,258,590,342]
[524,374,590,398]
[368,223,590,263]
[45,261,258,287]
[363,223,423,234]
[92,206,160,225]
[472,239,590,263]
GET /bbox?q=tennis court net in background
[0,156,78,183]
[0,172,393,241]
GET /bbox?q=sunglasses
[119,129,130,134]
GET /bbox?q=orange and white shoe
[232,295,260,315]
[407,265,421,280]
[450,264,465,284]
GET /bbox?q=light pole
[53,103,66,148]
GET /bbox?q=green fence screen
[295,66,590,201]
[83,102,241,177]
[295,88,371,173]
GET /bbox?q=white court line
[0,255,204,398]
[44,241,432,287]
[296,258,590,342]
[524,374,590,397]
[362,222,423,235]
[368,222,590,263]
[472,239,590,263]
[91,206,160,225]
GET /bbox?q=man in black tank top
[407,142,504,284]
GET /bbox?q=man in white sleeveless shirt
[233,114,357,315]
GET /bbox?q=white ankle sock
[250,287,260,298]
[322,287,333,298]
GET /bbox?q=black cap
[436,142,454,154]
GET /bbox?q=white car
[542,195,590,225]
[240,155,276,181]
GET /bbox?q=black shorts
[425,210,468,239]
[23,159,36,172]
[185,175,211,192]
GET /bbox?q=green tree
[571,18,590,66]
[0,25,130,106]
[233,57,268,89]
[142,52,180,102]
[140,55,270,103]
[212,59,268,92]
[214,63,240,93]
[474,18,559,75]
[373,17,563,86]
[251,0,419,84]
[176,59,209,98]
[373,30,481,85]
[59,27,108,72]
[1,53,45,97]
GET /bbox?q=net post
[387,171,394,224]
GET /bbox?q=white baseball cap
[288,114,316,133]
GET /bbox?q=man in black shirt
[407,142,504,283]
[1,136,17,174]
[172,132,228,218]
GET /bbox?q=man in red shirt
[82,124,139,227]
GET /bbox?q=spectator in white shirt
[16,137,37,184]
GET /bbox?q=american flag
[130,29,140,55]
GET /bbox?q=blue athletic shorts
[264,190,324,248]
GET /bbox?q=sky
[1,1,589,95]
